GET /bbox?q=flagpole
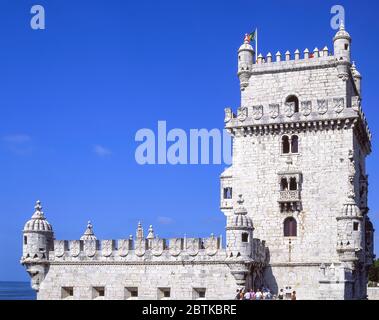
[255,28,258,61]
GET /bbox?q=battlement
[252,47,336,72]
[34,235,267,264]
[50,235,221,260]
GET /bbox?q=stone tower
[221,23,374,299]
[21,200,54,291]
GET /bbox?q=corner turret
[238,34,255,90]
[333,21,352,80]
[21,200,54,291]
[226,194,254,259]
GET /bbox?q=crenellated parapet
[224,95,371,154]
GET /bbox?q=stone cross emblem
[205,234,218,256]
[152,238,164,256]
[102,240,113,257]
[317,99,328,114]
[269,104,279,119]
[252,105,263,120]
[118,239,130,257]
[333,98,344,113]
[237,107,248,122]
[135,239,146,257]
[186,238,200,256]
[55,240,65,257]
[169,238,182,256]
[70,240,81,257]
[300,101,312,116]
[284,102,295,117]
[84,240,97,257]
[224,108,233,123]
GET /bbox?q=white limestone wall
[367,287,379,300]
[242,60,348,109]
[232,128,353,265]
[37,263,238,300]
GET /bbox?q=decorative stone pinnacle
[31,200,45,219]
[340,20,345,31]
[147,225,155,239]
[136,221,144,240]
[237,194,244,205]
[80,220,97,240]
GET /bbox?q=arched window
[291,135,299,153]
[284,217,297,237]
[286,95,299,113]
[289,178,297,191]
[282,135,290,154]
[280,178,288,191]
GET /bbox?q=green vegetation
[368,259,379,285]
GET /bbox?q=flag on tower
[247,30,256,42]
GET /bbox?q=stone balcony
[278,190,301,202]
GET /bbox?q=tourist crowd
[235,287,297,300]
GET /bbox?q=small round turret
[22,200,54,262]
[226,195,254,259]
[238,34,255,90]
[333,21,351,63]
[333,21,352,81]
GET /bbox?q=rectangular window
[158,287,171,299]
[24,236,27,245]
[92,286,105,299]
[223,187,232,199]
[193,288,206,299]
[125,287,138,299]
[353,222,359,231]
[242,233,249,243]
[61,287,74,299]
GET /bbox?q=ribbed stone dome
[333,22,351,41]
[238,43,254,52]
[228,195,253,229]
[229,214,253,229]
[23,200,53,232]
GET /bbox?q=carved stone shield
[84,240,97,257]
[70,240,81,257]
[284,102,295,117]
[102,240,113,257]
[301,101,312,116]
[269,104,279,119]
[152,238,165,256]
[317,99,328,114]
[204,236,218,256]
[118,239,130,257]
[224,108,233,123]
[169,238,183,256]
[186,238,200,256]
[237,107,248,122]
[252,105,263,120]
[135,239,146,257]
[55,240,65,257]
[333,98,344,113]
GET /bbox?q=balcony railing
[279,190,300,202]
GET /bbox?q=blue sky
[0,0,378,281]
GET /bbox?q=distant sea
[0,281,36,300]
